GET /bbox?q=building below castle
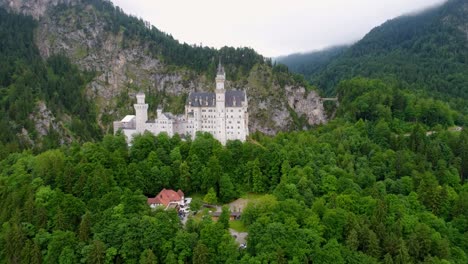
[113,63,249,145]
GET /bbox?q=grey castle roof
[188,90,246,107]
[225,90,246,107]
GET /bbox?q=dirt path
[230,229,248,245]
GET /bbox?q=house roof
[211,211,242,217]
[147,188,184,207]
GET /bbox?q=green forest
[1,77,467,263]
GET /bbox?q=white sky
[111,0,446,57]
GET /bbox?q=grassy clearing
[230,220,247,232]
[240,193,266,200]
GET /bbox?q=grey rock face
[286,86,327,126]
[0,0,79,19]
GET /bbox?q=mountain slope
[276,45,349,78]
[0,0,326,150]
[280,0,468,114]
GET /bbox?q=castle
[113,63,249,145]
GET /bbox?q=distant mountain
[0,0,326,151]
[276,45,349,79]
[280,0,468,113]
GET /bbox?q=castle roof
[188,92,216,107]
[226,90,246,107]
[188,90,246,107]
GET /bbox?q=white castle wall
[114,64,249,145]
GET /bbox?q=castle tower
[216,60,226,90]
[134,92,148,133]
[215,61,226,144]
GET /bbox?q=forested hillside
[276,45,348,79]
[0,8,100,153]
[279,0,468,114]
[1,77,467,263]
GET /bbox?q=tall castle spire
[216,58,225,90]
[217,58,225,75]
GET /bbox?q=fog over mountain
[112,0,446,57]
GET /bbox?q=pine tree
[79,212,91,242]
[139,249,158,264]
[346,229,359,251]
[193,242,210,264]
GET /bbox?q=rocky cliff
[1,0,327,137]
[0,0,78,18]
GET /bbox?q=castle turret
[215,60,225,90]
[134,92,148,133]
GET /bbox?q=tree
[219,173,236,203]
[316,239,345,264]
[130,132,156,161]
[44,231,77,264]
[204,188,218,204]
[179,161,191,193]
[139,249,158,264]
[202,156,222,193]
[79,212,92,242]
[458,128,468,181]
[252,158,267,193]
[85,240,106,264]
[193,242,210,264]
[190,197,203,212]
[59,246,77,264]
[367,230,381,259]
[164,250,177,264]
[218,206,230,229]
[4,221,25,264]
[346,229,359,251]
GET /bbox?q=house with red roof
[147,188,185,210]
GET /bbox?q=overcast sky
[111,0,446,57]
